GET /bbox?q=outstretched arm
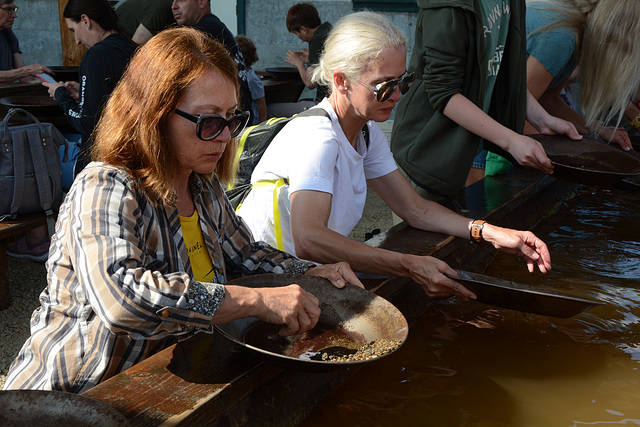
[289,189,475,300]
[527,56,628,149]
[443,93,555,174]
[370,170,552,273]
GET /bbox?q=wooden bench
[0,214,47,310]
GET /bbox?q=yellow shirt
[180,209,215,282]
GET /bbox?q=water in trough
[303,185,640,426]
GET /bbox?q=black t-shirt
[116,0,174,38]
[0,29,20,71]
[54,33,136,172]
[308,22,332,102]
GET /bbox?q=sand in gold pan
[320,339,402,362]
[243,321,401,363]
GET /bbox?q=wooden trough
[82,168,582,425]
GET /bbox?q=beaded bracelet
[631,111,640,129]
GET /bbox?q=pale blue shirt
[526,4,578,90]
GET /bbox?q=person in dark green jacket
[390,0,581,204]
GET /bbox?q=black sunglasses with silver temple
[175,109,250,141]
[345,71,415,102]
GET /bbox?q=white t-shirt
[236,99,398,257]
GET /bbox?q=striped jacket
[3,163,312,393]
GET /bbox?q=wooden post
[57,0,86,66]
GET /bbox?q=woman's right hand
[405,254,477,300]
[255,285,321,336]
[64,81,81,101]
[214,284,321,336]
[41,81,65,99]
[598,126,631,151]
[508,134,554,174]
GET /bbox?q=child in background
[236,35,266,125]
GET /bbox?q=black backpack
[226,109,329,209]
[226,108,370,209]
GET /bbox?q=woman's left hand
[305,262,365,289]
[598,126,631,151]
[482,223,552,273]
[41,81,65,99]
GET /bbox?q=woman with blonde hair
[3,26,360,393]
[525,0,640,149]
[238,11,553,300]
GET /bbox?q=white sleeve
[283,118,340,195]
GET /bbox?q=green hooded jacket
[390,0,527,200]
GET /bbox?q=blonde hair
[528,0,640,133]
[312,11,407,93]
[92,27,240,205]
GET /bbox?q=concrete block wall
[243,0,417,71]
[12,0,63,66]
[10,1,417,73]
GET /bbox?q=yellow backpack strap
[247,178,288,250]
[231,125,255,190]
[231,117,291,190]
[271,178,287,251]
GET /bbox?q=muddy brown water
[302,185,640,426]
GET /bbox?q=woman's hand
[526,89,583,141]
[254,284,322,336]
[64,81,81,101]
[598,126,631,151]
[405,254,477,300]
[254,261,363,336]
[41,81,65,99]
[481,223,552,273]
[507,134,554,174]
[219,284,322,336]
[306,261,365,289]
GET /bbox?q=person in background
[390,0,581,204]
[267,2,332,118]
[41,0,136,175]
[0,0,52,83]
[115,0,174,45]
[236,34,266,125]
[525,0,640,150]
[172,0,253,119]
[8,0,134,263]
[3,27,361,393]
[237,11,552,300]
